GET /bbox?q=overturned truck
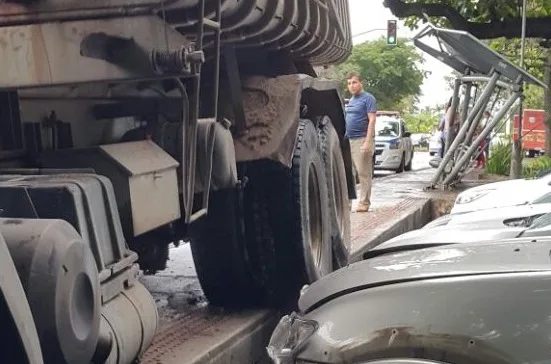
[0,1,354,363]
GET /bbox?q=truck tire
[405,151,413,171]
[319,117,350,269]
[191,119,333,308]
[189,188,262,308]
[242,118,333,307]
[396,152,406,173]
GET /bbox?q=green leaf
[329,37,426,111]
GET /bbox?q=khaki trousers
[350,138,373,208]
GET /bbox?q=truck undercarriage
[0,0,353,363]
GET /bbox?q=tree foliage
[403,108,440,133]
[384,0,551,39]
[331,37,427,111]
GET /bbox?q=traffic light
[387,19,397,45]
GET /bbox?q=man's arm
[367,112,376,140]
[363,95,377,151]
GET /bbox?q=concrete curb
[349,198,433,263]
[142,309,277,364]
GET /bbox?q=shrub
[523,155,551,178]
[486,141,514,176]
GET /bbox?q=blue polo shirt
[345,91,377,139]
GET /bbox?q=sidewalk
[349,167,481,262]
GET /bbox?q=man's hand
[361,138,374,153]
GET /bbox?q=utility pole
[510,0,527,178]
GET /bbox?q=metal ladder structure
[412,23,547,190]
[173,0,223,223]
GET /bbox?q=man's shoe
[355,204,369,213]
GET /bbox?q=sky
[347,0,453,109]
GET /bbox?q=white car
[429,131,442,156]
[373,116,414,173]
[451,172,551,214]
[365,203,551,258]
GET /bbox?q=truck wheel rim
[332,162,345,237]
[308,164,323,274]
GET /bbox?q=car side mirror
[403,131,411,137]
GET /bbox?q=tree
[383,0,551,39]
[331,37,427,111]
[444,39,546,110]
[403,108,440,133]
[383,0,551,161]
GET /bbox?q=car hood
[429,203,551,229]
[298,237,551,313]
[365,227,523,258]
[451,178,551,214]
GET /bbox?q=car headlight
[455,189,493,204]
[389,141,401,149]
[266,312,319,364]
[504,214,545,227]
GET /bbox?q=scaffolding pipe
[443,91,521,185]
[460,76,520,91]
[463,97,490,148]
[460,82,472,125]
[429,71,500,187]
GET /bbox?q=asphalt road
[374,151,432,178]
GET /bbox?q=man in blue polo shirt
[345,72,377,213]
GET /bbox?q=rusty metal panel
[0,16,188,89]
[1,0,352,69]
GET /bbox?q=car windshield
[376,119,400,137]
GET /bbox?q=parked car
[365,203,551,259]
[267,236,551,364]
[451,172,551,214]
[428,130,442,156]
[374,116,414,173]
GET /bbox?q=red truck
[513,109,547,157]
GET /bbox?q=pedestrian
[474,124,486,168]
[344,72,377,213]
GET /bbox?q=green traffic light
[387,19,397,45]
